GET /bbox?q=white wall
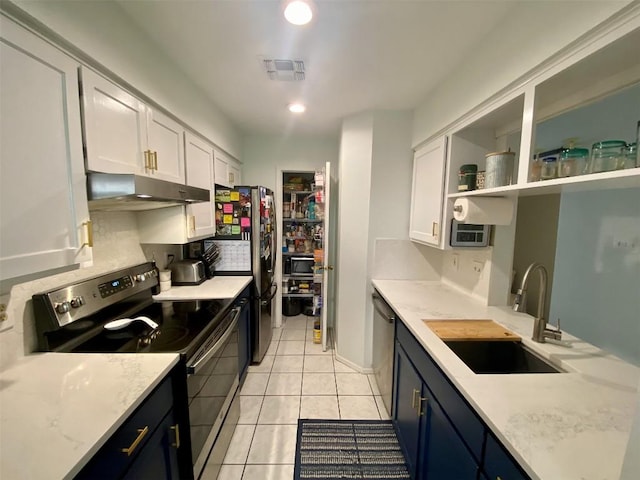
[549,188,640,366]
[335,111,435,369]
[241,134,339,191]
[412,1,631,146]
[335,112,375,368]
[10,0,242,158]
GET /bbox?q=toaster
[170,260,206,285]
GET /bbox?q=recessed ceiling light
[284,1,313,25]
[288,103,306,113]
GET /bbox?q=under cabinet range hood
[87,173,209,211]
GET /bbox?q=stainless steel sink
[444,340,564,374]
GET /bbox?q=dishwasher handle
[372,291,396,324]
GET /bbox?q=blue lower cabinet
[394,343,479,479]
[483,433,528,480]
[394,344,426,477]
[393,320,530,480]
[421,394,479,480]
[122,409,180,480]
[76,366,192,479]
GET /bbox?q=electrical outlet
[473,261,483,274]
[452,254,459,272]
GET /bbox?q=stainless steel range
[32,262,243,479]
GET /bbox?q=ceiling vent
[263,59,305,81]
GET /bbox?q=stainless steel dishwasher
[372,289,396,416]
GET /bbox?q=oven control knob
[70,296,84,308]
[55,301,70,314]
[134,273,147,283]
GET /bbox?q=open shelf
[448,167,640,198]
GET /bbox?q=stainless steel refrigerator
[208,186,277,363]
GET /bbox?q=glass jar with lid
[622,142,637,169]
[559,147,589,177]
[589,140,626,173]
[540,156,557,180]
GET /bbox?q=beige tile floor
[200,314,389,480]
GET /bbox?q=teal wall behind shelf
[549,187,640,366]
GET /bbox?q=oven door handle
[186,306,241,375]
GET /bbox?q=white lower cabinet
[409,136,448,247]
[0,16,92,280]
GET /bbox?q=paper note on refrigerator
[241,217,250,227]
[223,215,233,224]
[223,203,233,213]
[230,191,240,201]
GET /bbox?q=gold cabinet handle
[144,150,151,170]
[431,221,438,237]
[121,426,149,456]
[82,220,93,247]
[152,151,158,171]
[170,423,180,449]
[411,388,420,409]
[417,396,428,417]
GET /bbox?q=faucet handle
[544,318,562,341]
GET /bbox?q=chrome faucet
[513,263,561,343]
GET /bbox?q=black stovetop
[50,298,233,359]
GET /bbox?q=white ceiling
[115,0,517,136]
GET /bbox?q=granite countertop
[372,279,639,480]
[0,353,179,480]
[152,276,251,301]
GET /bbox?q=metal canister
[458,164,478,192]
[485,151,515,188]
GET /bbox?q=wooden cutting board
[424,319,520,341]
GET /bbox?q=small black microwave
[449,219,490,247]
[285,256,315,275]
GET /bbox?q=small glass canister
[559,147,589,177]
[530,155,543,182]
[589,140,626,173]
[540,156,557,180]
[458,164,478,192]
[622,142,637,169]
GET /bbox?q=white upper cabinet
[228,161,241,188]
[184,132,215,238]
[409,136,448,247]
[146,108,185,183]
[81,67,185,183]
[1,16,92,280]
[81,67,147,175]
[214,149,241,188]
[137,131,215,244]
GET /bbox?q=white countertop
[0,353,179,480]
[372,279,639,480]
[152,276,251,301]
